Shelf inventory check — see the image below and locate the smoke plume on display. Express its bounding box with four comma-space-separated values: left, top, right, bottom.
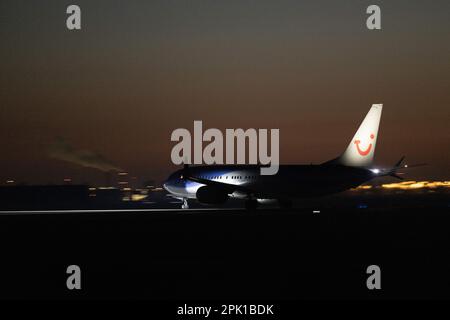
48, 138, 123, 172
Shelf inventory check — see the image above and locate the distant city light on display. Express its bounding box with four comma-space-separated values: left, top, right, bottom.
353, 181, 450, 191
131, 194, 148, 201
382, 181, 450, 190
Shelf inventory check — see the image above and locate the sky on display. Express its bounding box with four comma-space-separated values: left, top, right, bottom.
1, 0, 449, 185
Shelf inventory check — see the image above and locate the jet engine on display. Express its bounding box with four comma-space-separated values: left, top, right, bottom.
196, 186, 229, 205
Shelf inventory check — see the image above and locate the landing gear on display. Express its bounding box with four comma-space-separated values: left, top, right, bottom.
245, 199, 258, 210
181, 198, 189, 209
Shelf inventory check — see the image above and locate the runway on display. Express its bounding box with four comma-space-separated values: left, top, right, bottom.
0, 204, 449, 299
0, 207, 245, 215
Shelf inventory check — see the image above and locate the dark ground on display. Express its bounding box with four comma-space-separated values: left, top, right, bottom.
0, 192, 449, 301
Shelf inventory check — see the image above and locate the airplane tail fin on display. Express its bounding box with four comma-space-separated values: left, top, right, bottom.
329, 104, 383, 167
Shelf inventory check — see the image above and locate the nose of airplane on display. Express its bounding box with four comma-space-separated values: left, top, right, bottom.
163, 178, 180, 193
163, 170, 186, 194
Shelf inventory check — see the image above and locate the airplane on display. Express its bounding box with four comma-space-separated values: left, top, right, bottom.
163, 104, 408, 209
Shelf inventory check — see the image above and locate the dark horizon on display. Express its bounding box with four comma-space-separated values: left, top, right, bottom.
1, 0, 449, 185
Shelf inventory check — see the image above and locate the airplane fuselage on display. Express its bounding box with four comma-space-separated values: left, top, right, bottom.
163, 164, 377, 201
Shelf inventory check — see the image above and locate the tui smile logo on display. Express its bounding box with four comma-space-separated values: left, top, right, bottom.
354, 133, 375, 156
